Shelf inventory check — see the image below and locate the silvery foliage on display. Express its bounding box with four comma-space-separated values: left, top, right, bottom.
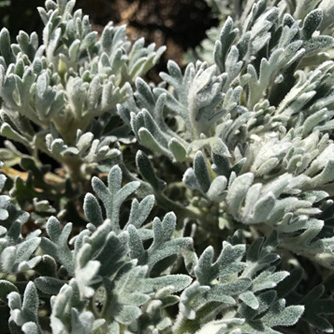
0, 0, 165, 176
3, 165, 316, 334
0, 163, 42, 332
122, 0, 334, 271
191, 0, 334, 64
0, 0, 334, 333
0, 161, 38, 275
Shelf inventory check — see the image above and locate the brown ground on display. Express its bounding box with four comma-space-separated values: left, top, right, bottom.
1, 0, 217, 81
76, 0, 218, 80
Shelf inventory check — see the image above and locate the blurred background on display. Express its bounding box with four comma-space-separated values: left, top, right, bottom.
0, 0, 218, 81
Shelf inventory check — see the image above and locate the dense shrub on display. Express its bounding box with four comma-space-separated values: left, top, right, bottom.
0, 0, 334, 333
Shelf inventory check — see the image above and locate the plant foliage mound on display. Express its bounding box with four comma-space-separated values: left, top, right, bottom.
0, 0, 334, 333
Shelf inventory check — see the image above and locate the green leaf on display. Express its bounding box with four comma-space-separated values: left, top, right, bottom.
169, 138, 187, 162
301, 9, 323, 40
0, 280, 18, 302
226, 173, 254, 218
239, 291, 259, 310
126, 194, 155, 229
22, 282, 39, 316
84, 193, 104, 227
136, 150, 166, 192
35, 277, 65, 295
301, 285, 334, 332
0, 28, 14, 65
214, 16, 239, 72
194, 151, 211, 193
262, 299, 304, 327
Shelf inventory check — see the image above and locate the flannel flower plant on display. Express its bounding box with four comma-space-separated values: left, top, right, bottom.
0, 0, 334, 333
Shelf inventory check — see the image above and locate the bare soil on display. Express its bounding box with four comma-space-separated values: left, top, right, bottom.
76, 0, 218, 80
1, 0, 217, 81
